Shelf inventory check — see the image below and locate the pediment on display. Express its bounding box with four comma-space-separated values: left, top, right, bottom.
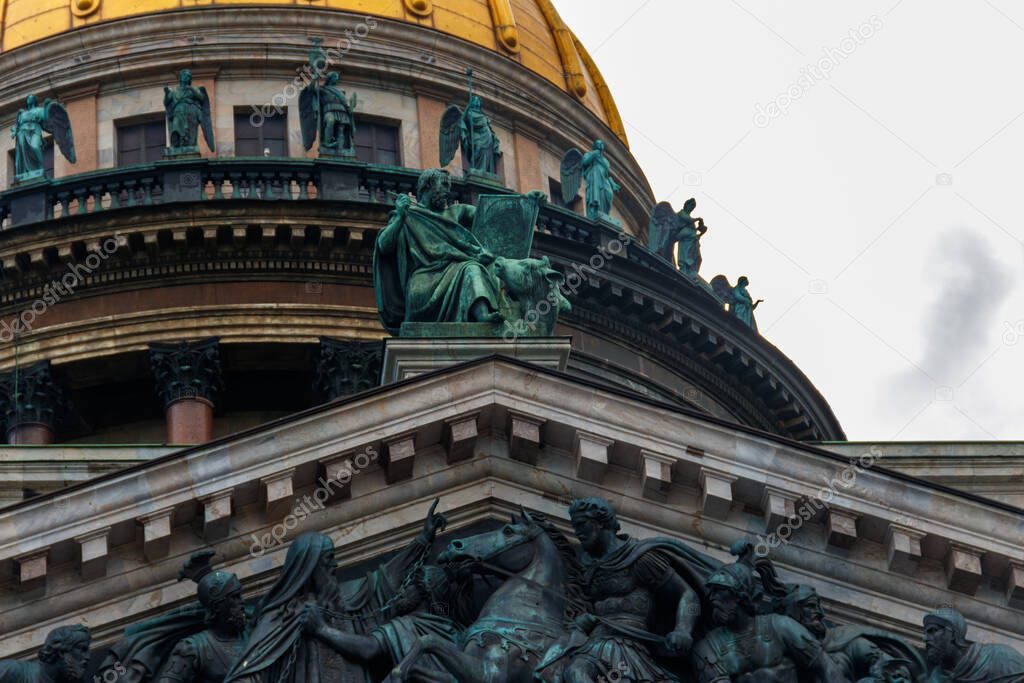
1, 356, 1021, 657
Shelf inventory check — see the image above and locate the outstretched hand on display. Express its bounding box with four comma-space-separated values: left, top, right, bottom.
665, 629, 694, 656
422, 498, 448, 539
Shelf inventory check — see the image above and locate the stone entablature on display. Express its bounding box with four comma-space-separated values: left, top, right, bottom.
0, 358, 1019, 657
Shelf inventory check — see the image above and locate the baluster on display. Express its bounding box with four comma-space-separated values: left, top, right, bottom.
74, 188, 89, 215
297, 172, 310, 200
124, 179, 138, 207
108, 181, 121, 210
56, 191, 71, 218
211, 172, 225, 200
90, 185, 105, 212
141, 177, 154, 205
229, 172, 243, 199
263, 172, 277, 200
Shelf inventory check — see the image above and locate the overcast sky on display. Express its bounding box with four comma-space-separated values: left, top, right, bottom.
555, 0, 1024, 441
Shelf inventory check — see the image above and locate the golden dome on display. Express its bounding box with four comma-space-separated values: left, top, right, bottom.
0, 0, 627, 144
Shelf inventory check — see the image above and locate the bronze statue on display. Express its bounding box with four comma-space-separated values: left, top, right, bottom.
711, 275, 763, 331
779, 584, 925, 682
560, 140, 620, 224
692, 562, 852, 682
537, 497, 719, 683
0, 625, 90, 683
388, 508, 581, 683
223, 501, 446, 683
440, 68, 502, 176
99, 552, 250, 683
373, 168, 569, 337
300, 41, 357, 157
11, 95, 76, 183
164, 70, 214, 154
648, 199, 707, 277
923, 607, 1024, 682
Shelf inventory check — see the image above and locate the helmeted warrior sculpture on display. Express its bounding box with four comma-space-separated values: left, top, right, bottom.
0, 625, 90, 683
300, 40, 357, 158
560, 140, 621, 224
373, 168, 569, 337
440, 68, 502, 176
692, 561, 852, 682
711, 275, 763, 332
99, 551, 250, 683
779, 584, 925, 682
923, 607, 1024, 682
536, 497, 719, 683
11, 95, 76, 183
163, 70, 214, 155
648, 198, 708, 277
223, 500, 446, 683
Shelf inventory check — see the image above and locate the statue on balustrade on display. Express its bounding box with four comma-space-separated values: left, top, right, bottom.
692, 560, 853, 682
11, 95, 76, 183
98, 551, 250, 683
373, 168, 570, 338
711, 275, 763, 332
648, 198, 708, 277
164, 70, 214, 156
778, 584, 926, 682
560, 140, 621, 225
536, 497, 720, 683
300, 40, 357, 158
440, 68, 502, 177
922, 607, 1024, 682
222, 500, 446, 683
0, 625, 90, 683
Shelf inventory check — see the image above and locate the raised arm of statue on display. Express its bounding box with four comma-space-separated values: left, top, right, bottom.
301, 604, 385, 664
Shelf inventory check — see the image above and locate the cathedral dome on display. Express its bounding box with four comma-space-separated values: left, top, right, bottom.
0, 0, 626, 143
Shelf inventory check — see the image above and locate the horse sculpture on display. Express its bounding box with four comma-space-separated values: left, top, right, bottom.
387, 509, 583, 683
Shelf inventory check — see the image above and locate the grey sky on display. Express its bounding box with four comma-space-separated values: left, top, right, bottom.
556, 0, 1024, 441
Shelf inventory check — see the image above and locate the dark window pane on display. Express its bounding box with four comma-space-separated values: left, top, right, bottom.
118, 120, 165, 166
235, 110, 286, 156
355, 121, 400, 165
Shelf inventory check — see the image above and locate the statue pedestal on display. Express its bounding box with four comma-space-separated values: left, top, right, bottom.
463, 170, 503, 186
164, 147, 201, 160
381, 335, 571, 384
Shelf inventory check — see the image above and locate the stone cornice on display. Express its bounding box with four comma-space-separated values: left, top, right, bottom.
0, 358, 1019, 654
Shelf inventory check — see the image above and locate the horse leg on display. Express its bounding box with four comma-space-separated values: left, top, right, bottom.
406, 637, 498, 683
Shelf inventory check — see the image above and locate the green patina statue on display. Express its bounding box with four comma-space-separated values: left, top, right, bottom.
11, 95, 76, 183
560, 139, 620, 225
440, 68, 502, 177
373, 168, 570, 338
164, 70, 214, 156
300, 40, 357, 158
711, 275, 763, 332
693, 561, 853, 683
648, 198, 707, 277
0, 625, 90, 683
923, 607, 1024, 682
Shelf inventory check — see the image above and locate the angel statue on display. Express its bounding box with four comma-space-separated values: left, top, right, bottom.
711, 275, 763, 332
439, 68, 501, 176
560, 139, 620, 224
648, 198, 708, 277
164, 70, 214, 155
11, 95, 76, 183
300, 41, 357, 158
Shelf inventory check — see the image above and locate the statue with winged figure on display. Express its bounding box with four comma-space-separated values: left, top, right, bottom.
711, 275, 762, 332
300, 40, 357, 158
560, 139, 620, 225
11, 95, 76, 183
439, 68, 502, 177
648, 198, 708, 277
164, 70, 214, 156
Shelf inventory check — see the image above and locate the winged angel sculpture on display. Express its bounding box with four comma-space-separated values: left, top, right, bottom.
711, 275, 763, 332
164, 70, 214, 155
560, 139, 620, 224
439, 68, 502, 176
300, 42, 357, 157
648, 198, 708, 277
12, 95, 76, 183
